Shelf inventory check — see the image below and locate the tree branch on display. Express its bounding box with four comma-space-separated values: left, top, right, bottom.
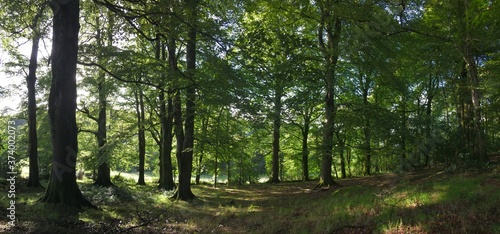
78, 128, 98, 136
77, 61, 164, 91
77, 105, 98, 122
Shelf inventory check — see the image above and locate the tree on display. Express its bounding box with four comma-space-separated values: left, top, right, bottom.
409, 0, 500, 164
40, 0, 94, 208
236, 1, 307, 183
285, 70, 323, 181
0, 0, 50, 188
92, 6, 114, 187
77, 3, 115, 187
172, 0, 198, 201
316, 0, 343, 187
157, 38, 175, 191
25, 4, 47, 188
134, 82, 147, 185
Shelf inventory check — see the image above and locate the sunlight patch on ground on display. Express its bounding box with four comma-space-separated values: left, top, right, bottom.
382, 219, 426, 233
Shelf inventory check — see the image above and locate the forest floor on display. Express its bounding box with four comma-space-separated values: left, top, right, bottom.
1, 159, 499, 233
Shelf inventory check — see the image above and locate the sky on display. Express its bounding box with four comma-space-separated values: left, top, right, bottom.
0, 48, 25, 115
0, 38, 51, 116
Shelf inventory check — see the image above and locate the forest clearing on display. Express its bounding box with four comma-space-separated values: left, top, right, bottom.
1, 0, 500, 233
1, 160, 499, 233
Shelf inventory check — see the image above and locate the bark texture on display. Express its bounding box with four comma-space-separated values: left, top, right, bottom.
40, 0, 94, 208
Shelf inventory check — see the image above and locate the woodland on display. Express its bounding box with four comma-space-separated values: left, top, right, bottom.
0, 0, 499, 233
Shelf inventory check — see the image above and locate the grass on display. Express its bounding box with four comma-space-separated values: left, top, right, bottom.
1, 163, 499, 233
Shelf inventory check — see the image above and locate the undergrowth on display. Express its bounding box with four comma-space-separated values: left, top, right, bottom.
1, 165, 499, 233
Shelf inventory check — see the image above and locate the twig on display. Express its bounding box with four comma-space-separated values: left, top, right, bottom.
330, 224, 369, 233
119, 201, 176, 233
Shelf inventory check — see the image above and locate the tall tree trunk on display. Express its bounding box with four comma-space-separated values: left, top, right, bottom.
227, 160, 231, 186
195, 113, 209, 185
134, 86, 146, 185
320, 67, 338, 186
270, 84, 282, 183
176, 88, 195, 200
362, 83, 371, 175
94, 66, 112, 186
335, 131, 347, 179
172, 0, 198, 201
173, 90, 185, 186
400, 95, 408, 172
94, 7, 113, 187
40, 0, 94, 208
158, 91, 175, 190
456, 63, 472, 158
363, 118, 371, 175
26, 6, 45, 188
157, 38, 175, 190
317, 3, 342, 187
212, 110, 222, 188
457, 0, 488, 163
347, 147, 352, 177
213, 152, 218, 188
301, 116, 310, 181
465, 52, 487, 163
424, 73, 435, 167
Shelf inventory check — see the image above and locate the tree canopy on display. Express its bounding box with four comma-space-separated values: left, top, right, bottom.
1, 0, 499, 209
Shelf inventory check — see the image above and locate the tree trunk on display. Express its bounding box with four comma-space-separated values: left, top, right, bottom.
195, 113, 209, 185
456, 63, 472, 158
40, 0, 94, 208
172, 88, 190, 198
424, 74, 435, 167
301, 118, 310, 181
94, 71, 112, 187
158, 91, 175, 190
400, 95, 408, 172
227, 160, 231, 186
347, 147, 352, 177
134, 87, 146, 185
456, 0, 488, 164
173, 90, 185, 186
172, 0, 198, 201
26, 9, 43, 188
270, 84, 282, 183
156, 37, 175, 190
362, 86, 371, 176
320, 76, 337, 186
317, 4, 342, 188
94, 7, 113, 187
213, 152, 218, 188
176, 84, 196, 200
335, 131, 346, 179
465, 52, 487, 163
339, 146, 346, 179
213, 111, 222, 188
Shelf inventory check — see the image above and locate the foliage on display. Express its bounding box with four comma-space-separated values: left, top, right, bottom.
1, 0, 500, 228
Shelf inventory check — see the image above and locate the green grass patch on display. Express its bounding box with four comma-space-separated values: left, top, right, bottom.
1, 167, 499, 233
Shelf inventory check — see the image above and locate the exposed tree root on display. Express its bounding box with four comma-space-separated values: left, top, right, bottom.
171, 188, 196, 202
40, 179, 97, 209
314, 179, 343, 190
